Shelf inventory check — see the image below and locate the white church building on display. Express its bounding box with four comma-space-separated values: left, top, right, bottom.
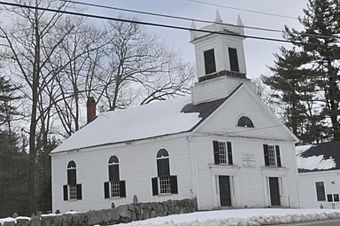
51, 13, 300, 213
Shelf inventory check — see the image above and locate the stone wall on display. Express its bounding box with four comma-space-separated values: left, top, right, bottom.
2, 198, 197, 226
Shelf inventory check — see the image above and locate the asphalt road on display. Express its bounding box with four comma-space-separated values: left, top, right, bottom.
270, 219, 340, 226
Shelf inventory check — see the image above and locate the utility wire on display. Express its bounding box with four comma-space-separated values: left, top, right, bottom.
60, 0, 282, 33
0, 1, 293, 44
0, 1, 335, 47
187, 0, 297, 20
61, 0, 340, 41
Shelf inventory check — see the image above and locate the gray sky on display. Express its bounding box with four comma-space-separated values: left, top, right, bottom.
80, 0, 308, 80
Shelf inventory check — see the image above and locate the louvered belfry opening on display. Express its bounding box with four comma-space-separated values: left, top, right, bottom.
204, 49, 216, 75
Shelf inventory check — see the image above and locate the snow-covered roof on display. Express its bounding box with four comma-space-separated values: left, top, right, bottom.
52, 95, 228, 154
296, 143, 339, 172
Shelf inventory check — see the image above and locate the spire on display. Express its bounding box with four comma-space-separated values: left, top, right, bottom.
237, 14, 244, 35
215, 9, 223, 23
190, 20, 198, 40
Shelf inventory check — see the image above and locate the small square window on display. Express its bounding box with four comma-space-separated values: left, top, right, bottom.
334, 194, 339, 202
327, 194, 333, 202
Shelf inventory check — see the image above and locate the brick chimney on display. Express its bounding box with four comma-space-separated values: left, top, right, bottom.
87, 97, 96, 123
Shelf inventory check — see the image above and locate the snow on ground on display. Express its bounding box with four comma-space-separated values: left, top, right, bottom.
295, 145, 336, 171
113, 208, 340, 226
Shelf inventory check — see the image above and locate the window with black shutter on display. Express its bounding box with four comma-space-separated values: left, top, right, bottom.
65, 161, 81, 201
204, 49, 216, 74
315, 182, 326, 201
212, 141, 233, 165
263, 144, 282, 167
228, 48, 239, 72
153, 149, 178, 195
104, 155, 126, 199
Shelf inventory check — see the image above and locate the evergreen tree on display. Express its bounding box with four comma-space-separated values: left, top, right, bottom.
284, 0, 340, 140
263, 47, 321, 143
0, 75, 28, 217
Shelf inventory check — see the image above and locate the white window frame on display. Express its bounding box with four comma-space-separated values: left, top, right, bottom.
159, 176, 171, 194
217, 141, 229, 165
110, 180, 120, 197
69, 185, 77, 200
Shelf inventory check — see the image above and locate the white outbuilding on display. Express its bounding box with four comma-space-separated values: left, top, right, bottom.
297, 142, 340, 209
51, 13, 300, 213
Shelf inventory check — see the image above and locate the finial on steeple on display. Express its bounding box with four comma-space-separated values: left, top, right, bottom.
190, 20, 197, 40
215, 9, 223, 23
237, 14, 244, 35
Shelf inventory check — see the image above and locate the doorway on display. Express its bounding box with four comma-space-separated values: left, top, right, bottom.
219, 175, 232, 207
269, 177, 281, 206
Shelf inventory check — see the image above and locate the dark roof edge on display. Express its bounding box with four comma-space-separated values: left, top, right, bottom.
188, 83, 244, 132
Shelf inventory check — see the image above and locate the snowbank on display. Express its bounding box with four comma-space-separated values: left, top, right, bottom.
113, 208, 340, 226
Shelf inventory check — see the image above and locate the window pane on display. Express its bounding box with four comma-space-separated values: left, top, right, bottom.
218, 142, 227, 164
69, 185, 77, 200
204, 49, 216, 74
157, 149, 169, 158
334, 194, 339, 202
108, 155, 119, 164
268, 145, 276, 166
315, 182, 326, 201
327, 194, 333, 202
237, 116, 254, 128
159, 176, 171, 194
67, 161, 76, 169
111, 181, 120, 197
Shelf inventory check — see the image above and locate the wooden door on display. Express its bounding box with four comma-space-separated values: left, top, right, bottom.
269, 177, 281, 206
219, 176, 232, 207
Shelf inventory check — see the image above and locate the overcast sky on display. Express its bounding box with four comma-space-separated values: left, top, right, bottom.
79, 0, 309, 80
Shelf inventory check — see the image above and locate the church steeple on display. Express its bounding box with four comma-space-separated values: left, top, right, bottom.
190, 13, 254, 105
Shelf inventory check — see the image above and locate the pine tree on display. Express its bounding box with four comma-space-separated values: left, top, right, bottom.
284, 0, 340, 140
263, 47, 319, 142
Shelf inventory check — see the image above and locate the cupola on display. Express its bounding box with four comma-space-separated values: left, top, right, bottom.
190, 11, 255, 105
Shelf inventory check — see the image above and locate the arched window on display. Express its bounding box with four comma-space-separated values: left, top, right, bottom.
151, 149, 178, 195
237, 116, 254, 128
104, 155, 126, 199
108, 155, 119, 181
157, 149, 170, 177
64, 161, 82, 201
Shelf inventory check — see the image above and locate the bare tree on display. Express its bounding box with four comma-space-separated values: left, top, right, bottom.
97, 20, 194, 111
0, 0, 72, 213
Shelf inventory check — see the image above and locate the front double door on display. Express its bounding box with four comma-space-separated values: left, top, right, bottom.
219, 175, 232, 207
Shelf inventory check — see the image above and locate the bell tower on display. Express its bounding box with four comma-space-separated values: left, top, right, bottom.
190, 11, 255, 104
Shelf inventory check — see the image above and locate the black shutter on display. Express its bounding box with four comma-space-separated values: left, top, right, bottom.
63, 185, 68, 201
157, 159, 170, 177
152, 177, 158, 196
170, 175, 178, 194
67, 169, 76, 185
104, 182, 110, 199
76, 184, 82, 200
263, 144, 269, 166
119, 180, 126, 198
228, 48, 239, 72
275, 145, 281, 167
227, 142, 233, 165
204, 49, 216, 74
213, 140, 220, 164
